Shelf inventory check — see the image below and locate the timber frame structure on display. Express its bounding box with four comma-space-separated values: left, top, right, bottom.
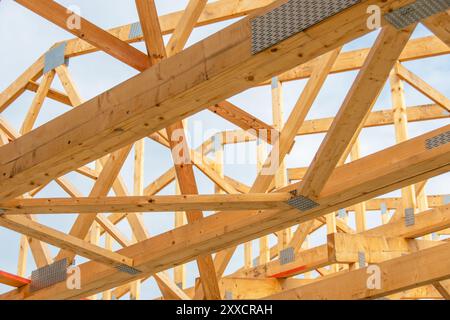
0, 0, 449, 300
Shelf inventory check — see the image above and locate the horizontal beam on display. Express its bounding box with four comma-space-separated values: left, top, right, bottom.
0, 193, 292, 214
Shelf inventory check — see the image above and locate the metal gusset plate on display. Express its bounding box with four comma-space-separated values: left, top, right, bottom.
425, 131, 450, 150
30, 258, 69, 292
385, 0, 450, 30
44, 42, 68, 74
250, 0, 361, 55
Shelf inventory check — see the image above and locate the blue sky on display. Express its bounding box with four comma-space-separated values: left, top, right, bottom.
0, 0, 449, 298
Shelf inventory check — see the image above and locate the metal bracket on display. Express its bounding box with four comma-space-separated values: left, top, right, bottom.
224, 291, 233, 300
271, 77, 280, 89
30, 258, 68, 292
280, 247, 295, 265
385, 0, 450, 30
211, 134, 222, 153
44, 42, 68, 74
287, 190, 319, 212
405, 208, 415, 227
338, 209, 347, 219
114, 264, 142, 275
380, 202, 388, 216
425, 131, 450, 150
358, 251, 366, 268
250, 0, 361, 55
129, 22, 143, 39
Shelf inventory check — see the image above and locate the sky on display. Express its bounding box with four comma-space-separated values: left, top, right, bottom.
0, 0, 449, 299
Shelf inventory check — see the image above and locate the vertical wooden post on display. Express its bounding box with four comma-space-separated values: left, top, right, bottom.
257, 138, 270, 265
174, 181, 187, 289
390, 62, 416, 221
17, 236, 29, 277
271, 77, 290, 252
102, 233, 113, 300
351, 139, 367, 232
130, 138, 145, 300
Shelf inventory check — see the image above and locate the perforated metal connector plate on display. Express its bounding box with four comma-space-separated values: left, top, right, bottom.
129, 22, 143, 39
385, 0, 450, 30
280, 247, 295, 265
405, 208, 415, 227
250, 0, 361, 55
338, 209, 347, 218
44, 42, 68, 74
358, 252, 366, 268
287, 191, 319, 212
30, 258, 68, 292
211, 134, 222, 153
425, 131, 450, 150
380, 202, 388, 215
115, 264, 142, 275
224, 291, 233, 300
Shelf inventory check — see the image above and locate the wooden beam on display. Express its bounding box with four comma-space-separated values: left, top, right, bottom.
0, 270, 30, 288
0, 215, 134, 268
59, 0, 276, 59
265, 241, 450, 300
167, 121, 222, 300
298, 24, 416, 199
212, 48, 342, 278
0, 193, 293, 214
295, 104, 449, 136
396, 62, 450, 111
421, 10, 450, 48
20, 70, 56, 134
433, 281, 450, 300
54, 65, 83, 107
15, 0, 150, 71
328, 233, 413, 264
0, 0, 416, 201
0, 56, 44, 113
165, 0, 208, 57
235, 204, 450, 279
208, 101, 275, 144
55, 146, 132, 263
135, 0, 166, 64
4, 122, 448, 299
220, 103, 449, 145
25, 81, 71, 106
